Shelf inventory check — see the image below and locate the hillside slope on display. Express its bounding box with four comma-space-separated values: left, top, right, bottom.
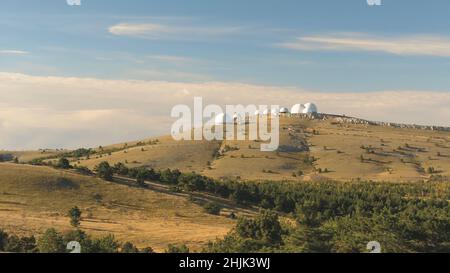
72, 115, 450, 182
0, 163, 234, 252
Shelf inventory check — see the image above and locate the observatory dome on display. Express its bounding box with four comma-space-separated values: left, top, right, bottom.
271, 108, 280, 116
214, 113, 233, 125
302, 103, 318, 114
280, 107, 290, 114
291, 104, 306, 114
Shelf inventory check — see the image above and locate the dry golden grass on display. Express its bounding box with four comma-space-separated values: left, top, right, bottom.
0, 163, 234, 252
307, 120, 450, 182
69, 116, 450, 182
0, 150, 65, 163
74, 135, 220, 173
202, 120, 312, 181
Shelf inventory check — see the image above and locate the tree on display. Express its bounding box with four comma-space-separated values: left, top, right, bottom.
37, 228, 65, 253
57, 157, 71, 169
0, 229, 9, 251
69, 206, 82, 228
113, 162, 129, 175
64, 229, 91, 253
92, 234, 120, 253
140, 247, 155, 253
121, 242, 139, 253
165, 244, 190, 253
136, 169, 147, 187
235, 210, 282, 246
95, 161, 114, 181
4, 235, 37, 253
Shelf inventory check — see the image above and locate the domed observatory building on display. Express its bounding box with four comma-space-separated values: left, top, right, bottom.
279, 107, 290, 114
291, 104, 306, 114
302, 103, 318, 114
214, 113, 234, 125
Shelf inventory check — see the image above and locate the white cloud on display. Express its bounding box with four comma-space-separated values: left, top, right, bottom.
278, 33, 450, 57
0, 50, 29, 55
0, 72, 449, 149
108, 22, 243, 40
146, 55, 195, 64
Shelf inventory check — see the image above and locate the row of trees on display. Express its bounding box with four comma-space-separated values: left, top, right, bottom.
97, 163, 449, 253
0, 228, 153, 253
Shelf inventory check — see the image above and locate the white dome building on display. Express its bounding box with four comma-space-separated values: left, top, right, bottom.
280, 107, 290, 114
271, 108, 280, 116
302, 103, 318, 114
291, 104, 306, 114
214, 113, 233, 125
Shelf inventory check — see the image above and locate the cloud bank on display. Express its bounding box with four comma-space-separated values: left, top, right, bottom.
279, 33, 450, 57
0, 72, 449, 150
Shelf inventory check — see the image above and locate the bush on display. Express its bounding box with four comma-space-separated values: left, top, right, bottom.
121, 242, 139, 253
74, 166, 93, 175
203, 202, 222, 215
165, 244, 189, 253
95, 161, 114, 181
37, 228, 65, 253
69, 206, 82, 228
56, 157, 71, 169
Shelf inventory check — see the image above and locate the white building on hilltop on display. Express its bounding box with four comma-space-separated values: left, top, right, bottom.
303, 102, 318, 114
291, 103, 318, 114
214, 113, 234, 125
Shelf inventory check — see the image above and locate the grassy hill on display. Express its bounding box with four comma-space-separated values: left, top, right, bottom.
0, 114, 449, 253
66, 115, 450, 182
0, 163, 234, 252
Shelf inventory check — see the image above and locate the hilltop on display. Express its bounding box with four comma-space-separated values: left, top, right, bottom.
18, 114, 448, 183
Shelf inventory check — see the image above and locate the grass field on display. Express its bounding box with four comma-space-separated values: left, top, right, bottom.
0, 163, 234, 252
68, 116, 450, 182
307, 119, 450, 182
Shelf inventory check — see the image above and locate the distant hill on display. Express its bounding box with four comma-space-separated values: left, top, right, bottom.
1, 114, 449, 183
55, 114, 450, 182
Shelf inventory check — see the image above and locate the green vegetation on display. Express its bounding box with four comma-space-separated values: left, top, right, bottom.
69, 206, 82, 228
203, 202, 222, 215
106, 165, 450, 253
165, 244, 190, 253
0, 228, 153, 253
94, 161, 114, 181
56, 157, 71, 169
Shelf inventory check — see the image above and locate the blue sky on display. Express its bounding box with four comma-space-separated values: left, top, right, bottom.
2, 0, 450, 92
1, 0, 450, 149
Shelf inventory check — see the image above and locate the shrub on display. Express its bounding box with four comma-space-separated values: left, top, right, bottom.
95, 161, 114, 181
165, 244, 190, 253
69, 206, 82, 228
203, 202, 222, 215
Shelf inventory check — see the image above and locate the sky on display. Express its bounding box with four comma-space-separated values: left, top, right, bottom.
1, 0, 450, 149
